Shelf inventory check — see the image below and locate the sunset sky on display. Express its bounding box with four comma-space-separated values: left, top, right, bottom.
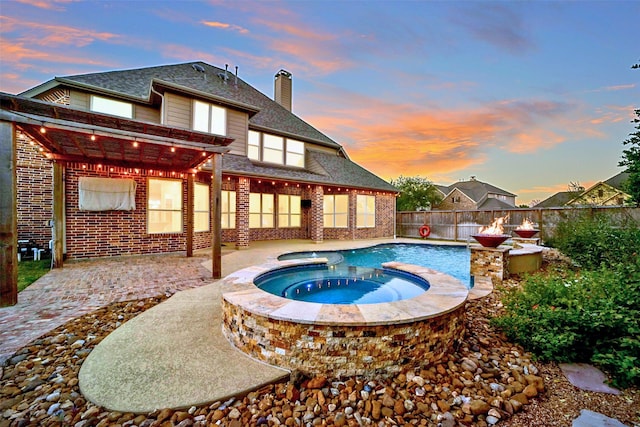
1, 0, 638, 205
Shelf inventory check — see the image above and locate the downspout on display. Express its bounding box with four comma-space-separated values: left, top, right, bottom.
150, 86, 165, 124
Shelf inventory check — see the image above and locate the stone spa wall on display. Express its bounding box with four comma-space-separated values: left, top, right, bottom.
221, 261, 469, 378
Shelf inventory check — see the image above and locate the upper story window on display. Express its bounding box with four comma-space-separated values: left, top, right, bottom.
90, 95, 133, 118
193, 100, 226, 135
248, 130, 305, 167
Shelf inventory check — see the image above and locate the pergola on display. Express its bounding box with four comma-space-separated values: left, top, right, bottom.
0, 93, 233, 306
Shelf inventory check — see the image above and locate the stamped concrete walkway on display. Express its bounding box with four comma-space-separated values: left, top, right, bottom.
1, 238, 430, 412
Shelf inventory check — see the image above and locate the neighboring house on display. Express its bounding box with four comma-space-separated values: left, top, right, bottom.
535, 172, 630, 207
433, 177, 516, 210
3, 61, 397, 264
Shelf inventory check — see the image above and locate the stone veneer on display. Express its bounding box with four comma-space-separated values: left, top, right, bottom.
221, 260, 468, 378
469, 245, 510, 285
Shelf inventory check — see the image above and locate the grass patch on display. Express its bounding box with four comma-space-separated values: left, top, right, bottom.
18, 259, 51, 292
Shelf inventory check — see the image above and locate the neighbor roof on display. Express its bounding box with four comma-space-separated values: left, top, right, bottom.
604, 171, 629, 190
442, 178, 516, 202
534, 191, 583, 208
21, 61, 341, 149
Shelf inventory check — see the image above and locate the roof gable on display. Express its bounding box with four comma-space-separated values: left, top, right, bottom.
442, 179, 516, 202
21, 61, 341, 149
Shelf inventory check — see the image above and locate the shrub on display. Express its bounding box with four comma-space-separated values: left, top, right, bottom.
546, 212, 640, 269
492, 259, 640, 388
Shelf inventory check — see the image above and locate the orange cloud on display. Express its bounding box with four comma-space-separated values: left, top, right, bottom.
13, 0, 74, 11
201, 20, 249, 34
0, 16, 120, 47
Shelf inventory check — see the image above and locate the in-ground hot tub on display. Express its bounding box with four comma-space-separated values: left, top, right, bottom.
221, 258, 469, 378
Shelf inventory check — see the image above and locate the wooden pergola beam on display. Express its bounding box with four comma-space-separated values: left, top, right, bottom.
0, 121, 18, 306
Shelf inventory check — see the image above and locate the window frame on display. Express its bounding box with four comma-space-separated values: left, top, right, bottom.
356, 194, 376, 228
90, 95, 133, 119
278, 194, 301, 228
221, 190, 236, 229
323, 194, 349, 228
249, 192, 275, 228
194, 182, 210, 233
247, 130, 305, 167
147, 178, 183, 234
193, 100, 227, 136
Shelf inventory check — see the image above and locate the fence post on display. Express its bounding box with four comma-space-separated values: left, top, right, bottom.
454, 210, 458, 241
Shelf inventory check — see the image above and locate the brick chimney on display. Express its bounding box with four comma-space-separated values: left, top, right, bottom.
274, 69, 292, 111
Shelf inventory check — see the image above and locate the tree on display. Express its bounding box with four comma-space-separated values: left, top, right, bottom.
390, 176, 442, 211
619, 109, 640, 206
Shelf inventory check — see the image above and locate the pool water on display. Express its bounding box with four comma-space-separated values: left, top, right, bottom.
256, 264, 430, 304
258, 243, 470, 304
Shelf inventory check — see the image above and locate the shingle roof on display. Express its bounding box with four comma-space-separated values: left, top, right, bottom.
222, 151, 397, 192
442, 179, 516, 202
604, 172, 629, 190
478, 198, 516, 210
534, 191, 582, 208
23, 61, 340, 149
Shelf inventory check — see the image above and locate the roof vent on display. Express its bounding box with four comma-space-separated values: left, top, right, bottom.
192, 63, 205, 73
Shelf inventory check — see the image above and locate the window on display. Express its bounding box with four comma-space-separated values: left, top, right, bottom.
148, 178, 182, 233
357, 195, 375, 228
248, 131, 260, 161
194, 183, 209, 232
323, 194, 348, 228
90, 95, 133, 118
598, 189, 604, 198
221, 190, 236, 229
263, 134, 284, 164
278, 195, 301, 228
246, 130, 305, 166
286, 139, 305, 167
249, 193, 274, 228
193, 100, 226, 135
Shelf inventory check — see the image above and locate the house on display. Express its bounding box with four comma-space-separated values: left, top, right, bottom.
2, 62, 397, 273
535, 172, 629, 207
433, 176, 516, 210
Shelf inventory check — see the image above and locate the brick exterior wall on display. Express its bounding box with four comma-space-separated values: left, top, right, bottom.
436, 188, 477, 210
16, 131, 53, 250
16, 132, 396, 258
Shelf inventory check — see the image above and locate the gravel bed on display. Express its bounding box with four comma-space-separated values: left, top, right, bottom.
1, 274, 639, 427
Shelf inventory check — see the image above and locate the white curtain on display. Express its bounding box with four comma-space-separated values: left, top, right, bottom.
78, 177, 136, 211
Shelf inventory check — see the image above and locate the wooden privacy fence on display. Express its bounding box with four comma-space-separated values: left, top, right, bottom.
396, 206, 640, 242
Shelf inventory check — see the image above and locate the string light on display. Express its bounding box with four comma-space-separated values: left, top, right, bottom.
170, 146, 176, 153
90, 131, 96, 141
39, 124, 46, 134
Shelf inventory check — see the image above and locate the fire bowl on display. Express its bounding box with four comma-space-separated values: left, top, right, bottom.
513, 229, 539, 238
472, 234, 510, 248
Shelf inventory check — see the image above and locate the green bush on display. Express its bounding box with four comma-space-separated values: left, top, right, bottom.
546, 212, 640, 269
492, 259, 640, 388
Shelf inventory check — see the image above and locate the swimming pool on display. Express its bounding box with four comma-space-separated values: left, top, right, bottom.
265, 243, 469, 304
277, 243, 470, 284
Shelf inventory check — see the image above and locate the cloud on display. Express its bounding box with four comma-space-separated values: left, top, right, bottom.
201, 20, 249, 34
12, 0, 75, 11
449, 3, 534, 54
0, 16, 120, 47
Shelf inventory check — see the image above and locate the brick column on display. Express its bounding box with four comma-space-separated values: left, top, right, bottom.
310, 185, 323, 243
236, 177, 250, 249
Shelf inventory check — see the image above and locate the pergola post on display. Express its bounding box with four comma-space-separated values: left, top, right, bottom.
0, 121, 18, 306
210, 153, 222, 278
51, 162, 64, 268
186, 174, 194, 257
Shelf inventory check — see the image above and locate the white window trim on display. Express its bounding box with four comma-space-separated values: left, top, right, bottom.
247, 130, 305, 167
357, 194, 376, 228
278, 194, 301, 228
194, 182, 210, 232
90, 95, 133, 119
147, 178, 182, 234
193, 100, 227, 136
221, 190, 236, 229
323, 194, 349, 228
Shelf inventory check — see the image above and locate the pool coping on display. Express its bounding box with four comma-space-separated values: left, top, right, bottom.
221, 258, 469, 327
